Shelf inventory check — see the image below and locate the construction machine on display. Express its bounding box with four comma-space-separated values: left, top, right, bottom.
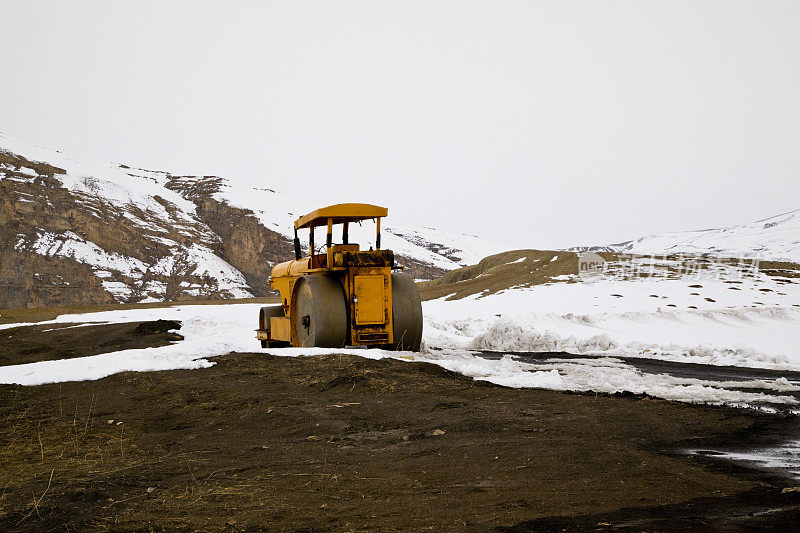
256, 203, 423, 351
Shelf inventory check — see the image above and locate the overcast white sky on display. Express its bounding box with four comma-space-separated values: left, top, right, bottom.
1, 1, 798, 249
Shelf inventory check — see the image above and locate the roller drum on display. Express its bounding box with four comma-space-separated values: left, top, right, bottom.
290, 275, 348, 348
389, 272, 423, 351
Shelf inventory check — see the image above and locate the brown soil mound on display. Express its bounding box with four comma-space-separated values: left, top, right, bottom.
0, 321, 183, 367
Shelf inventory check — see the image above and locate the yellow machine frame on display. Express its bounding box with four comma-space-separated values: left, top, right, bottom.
258, 203, 412, 348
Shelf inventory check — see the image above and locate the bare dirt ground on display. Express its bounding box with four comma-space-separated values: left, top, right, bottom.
1, 322, 799, 531
0, 320, 183, 367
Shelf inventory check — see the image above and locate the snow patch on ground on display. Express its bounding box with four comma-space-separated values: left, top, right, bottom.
416, 351, 798, 406
691, 440, 800, 480
0, 305, 259, 386
1, 303, 798, 408
423, 264, 800, 370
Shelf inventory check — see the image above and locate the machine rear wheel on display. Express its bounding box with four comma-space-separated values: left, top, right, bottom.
259, 305, 289, 348
290, 275, 348, 348
388, 272, 423, 351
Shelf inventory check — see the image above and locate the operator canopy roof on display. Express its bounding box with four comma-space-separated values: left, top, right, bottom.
294, 203, 388, 230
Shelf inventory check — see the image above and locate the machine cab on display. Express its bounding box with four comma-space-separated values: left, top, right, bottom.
291, 203, 390, 270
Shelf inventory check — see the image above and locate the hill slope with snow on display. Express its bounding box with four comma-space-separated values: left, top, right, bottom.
572, 210, 800, 263
0, 134, 506, 307
412, 247, 800, 407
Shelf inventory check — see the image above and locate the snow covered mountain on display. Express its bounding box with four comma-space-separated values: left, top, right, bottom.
0, 133, 506, 308
571, 210, 800, 263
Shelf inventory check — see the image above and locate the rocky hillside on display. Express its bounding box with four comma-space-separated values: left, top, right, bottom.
0, 134, 505, 308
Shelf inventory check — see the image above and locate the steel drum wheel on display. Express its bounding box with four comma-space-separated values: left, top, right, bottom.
389, 272, 423, 351
290, 275, 348, 348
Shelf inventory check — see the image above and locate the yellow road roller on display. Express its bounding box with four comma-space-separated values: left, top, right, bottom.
256, 203, 423, 351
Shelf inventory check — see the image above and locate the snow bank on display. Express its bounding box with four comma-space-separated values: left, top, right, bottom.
423, 269, 800, 370
2, 247, 798, 406
0, 306, 260, 386
1, 302, 798, 408
415, 351, 797, 406
704, 440, 800, 480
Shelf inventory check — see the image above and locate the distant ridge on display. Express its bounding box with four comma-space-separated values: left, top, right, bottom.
568, 209, 800, 262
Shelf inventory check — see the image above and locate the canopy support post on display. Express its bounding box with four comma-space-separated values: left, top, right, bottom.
309, 224, 315, 265
293, 228, 301, 260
